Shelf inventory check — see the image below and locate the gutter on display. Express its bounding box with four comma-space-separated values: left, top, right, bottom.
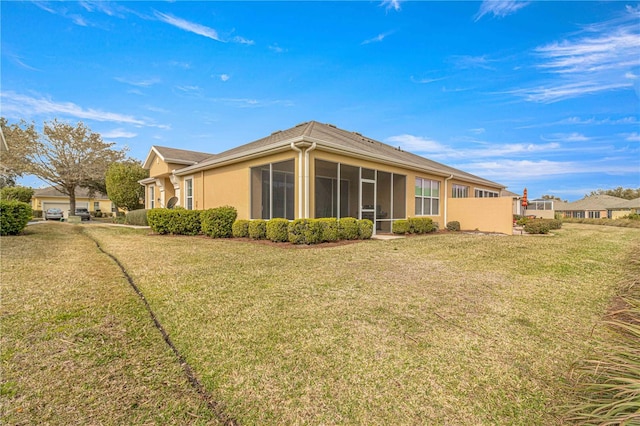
304, 142, 317, 218
290, 142, 304, 219
443, 174, 454, 226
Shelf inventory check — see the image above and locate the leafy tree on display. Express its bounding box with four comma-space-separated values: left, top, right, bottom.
541, 194, 566, 202
3, 119, 127, 214
588, 187, 640, 200
0, 118, 39, 187
105, 160, 148, 211
0, 186, 34, 203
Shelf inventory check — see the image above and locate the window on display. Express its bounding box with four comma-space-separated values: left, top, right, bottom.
149, 186, 155, 209
475, 188, 499, 198
184, 178, 193, 210
251, 160, 294, 220
452, 184, 469, 198
415, 178, 440, 216
94, 201, 100, 211
588, 211, 600, 219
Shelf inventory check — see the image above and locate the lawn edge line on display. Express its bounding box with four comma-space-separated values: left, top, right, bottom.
85, 232, 239, 426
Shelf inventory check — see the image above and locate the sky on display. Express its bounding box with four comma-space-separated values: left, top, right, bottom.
1, 0, 639, 201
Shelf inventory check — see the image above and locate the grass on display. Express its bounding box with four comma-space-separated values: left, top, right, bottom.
2, 223, 639, 424
0, 223, 220, 425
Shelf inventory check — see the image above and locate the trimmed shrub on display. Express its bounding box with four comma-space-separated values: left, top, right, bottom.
32, 209, 43, 218
147, 208, 201, 235
446, 221, 461, 232
124, 209, 149, 226
248, 219, 267, 240
318, 218, 339, 242
201, 206, 237, 238
392, 219, 410, 234
524, 219, 551, 234
266, 218, 290, 242
288, 219, 323, 245
232, 219, 250, 238
408, 217, 436, 234
339, 217, 359, 240
548, 219, 562, 230
0, 186, 34, 203
358, 219, 373, 240
0, 200, 32, 236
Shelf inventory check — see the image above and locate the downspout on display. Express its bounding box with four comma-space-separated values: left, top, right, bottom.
444, 174, 454, 226
290, 142, 304, 219
304, 142, 317, 218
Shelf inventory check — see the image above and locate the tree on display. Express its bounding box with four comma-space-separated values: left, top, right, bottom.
0, 186, 34, 203
0, 118, 39, 187
105, 160, 148, 211
4, 119, 127, 214
541, 194, 566, 202
588, 187, 640, 200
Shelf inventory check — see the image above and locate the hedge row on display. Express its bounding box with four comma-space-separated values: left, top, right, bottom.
0, 200, 32, 236
124, 209, 149, 226
391, 217, 437, 235
234, 217, 373, 244
147, 206, 237, 236
523, 218, 563, 234
562, 217, 640, 229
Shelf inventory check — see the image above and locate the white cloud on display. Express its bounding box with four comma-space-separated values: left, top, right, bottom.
624, 132, 640, 142
220, 74, 230, 82
233, 36, 255, 45
475, 0, 529, 21
101, 128, 137, 138
449, 55, 496, 70
114, 77, 161, 87
175, 85, 201, 93
154, 11, 223, 42
362, 31, 393, 45
469, 128, 486, 135
381, 0, 402, 12
386, 134, 448, 152
513, 7, 640, 103
542, 132, 590, 142
410, 76, 446, 84
269, 44, 286, 53
0, 91, 162, 128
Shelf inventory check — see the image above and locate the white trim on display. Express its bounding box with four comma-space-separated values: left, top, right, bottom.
183, 176, 194, 210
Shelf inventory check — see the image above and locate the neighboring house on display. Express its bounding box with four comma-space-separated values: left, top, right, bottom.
32, 186, 115, 216
556, 194, 633, 219
524, 198, 568, 219
140, 121, 514, 234
501, 189, 525, 216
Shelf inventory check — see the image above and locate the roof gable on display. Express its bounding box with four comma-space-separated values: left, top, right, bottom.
33, 185, 108, 199
143, 145, 214, 169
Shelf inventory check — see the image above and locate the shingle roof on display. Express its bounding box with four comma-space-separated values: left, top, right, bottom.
176, 121, 503, 188
33, 185, 108, 199
152, 146, 214, 164
559, 194, 630, 211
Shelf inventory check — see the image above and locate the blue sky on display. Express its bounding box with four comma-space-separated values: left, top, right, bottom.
2, 0, 639, 201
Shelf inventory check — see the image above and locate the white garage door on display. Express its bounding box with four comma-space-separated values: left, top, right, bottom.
43, 202, 70, 212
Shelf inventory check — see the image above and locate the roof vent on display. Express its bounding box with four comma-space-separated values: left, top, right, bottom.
327, 123, 336, 128
271, 130, 282, 135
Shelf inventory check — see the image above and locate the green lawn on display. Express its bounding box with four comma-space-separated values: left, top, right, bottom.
2, 223, 638, 424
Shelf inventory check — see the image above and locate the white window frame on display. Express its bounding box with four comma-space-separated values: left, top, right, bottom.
452, 184, 469, 198
415, 177, 440, 216
149, 185, 155, 209
474, 188, 499, 198
184, 176, 194, 210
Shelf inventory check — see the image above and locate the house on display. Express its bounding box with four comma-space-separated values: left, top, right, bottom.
32, 186, 115, 216
140, 121, 514, 234
501, 189, 525, 216
524, 198, 567, 219
555, 194, 633, 219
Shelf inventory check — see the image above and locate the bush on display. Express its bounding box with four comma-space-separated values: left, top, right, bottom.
408, 217, 436, 234
339, 217, 359, 240
32, 209, 43, 218
232, 219, 250, 238
317, 218, 339, 242
548, 219, 562, 230
124, 209, 149, 226
0, 200, 32, 236
524, 219, 551, 234
392, 219, 410, 234
621, 213, 640, 220
0, 186, 34, 203
266, 218, 290, 242
358, 219, 373, 240
446, 221, 461, 232
201, 206, 237, 238
147, 208, 201, 235
288, 219, 324, 245
248, 219, 267, 240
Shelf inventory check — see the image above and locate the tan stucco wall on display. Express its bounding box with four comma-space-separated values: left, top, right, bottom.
448, 197, 513, 234
524, 209, 555, 219
194, 151, 298, 219
149, 154, 187, 178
